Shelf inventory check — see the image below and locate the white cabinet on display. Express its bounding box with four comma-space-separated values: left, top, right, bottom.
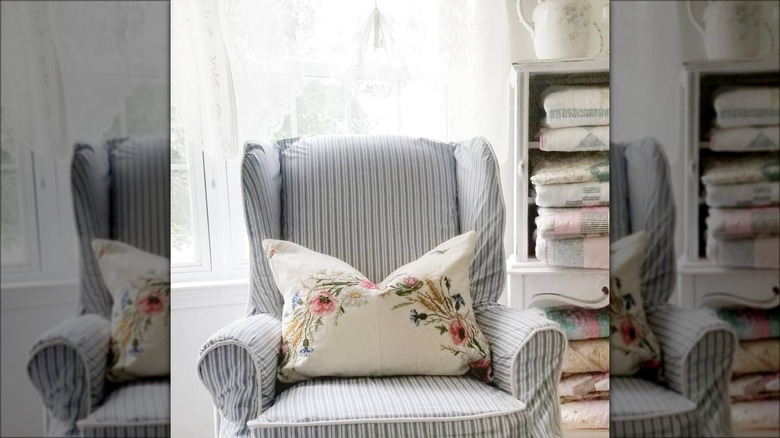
508, 59, 610, 438
676, 58, 779, 438
676, 59, 780, 311
507, 59, 610, 311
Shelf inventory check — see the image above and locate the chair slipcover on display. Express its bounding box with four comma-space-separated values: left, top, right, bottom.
609, 138, 737, 437
197, 135, 567, 437
27, 136, 171, 437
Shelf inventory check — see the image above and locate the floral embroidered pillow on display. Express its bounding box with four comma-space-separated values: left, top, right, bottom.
263, 232, 493, 383
92, 239, 170, 382
609, 231, 663, 379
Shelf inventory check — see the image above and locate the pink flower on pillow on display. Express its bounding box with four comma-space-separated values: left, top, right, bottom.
359, 279, 378, 290
403, 276, 419, 287
309, 291, 337, 315
138, 290, 166, 316
620, 319, 640, 346
448, 319, 469, 346
469, 358, 494, 383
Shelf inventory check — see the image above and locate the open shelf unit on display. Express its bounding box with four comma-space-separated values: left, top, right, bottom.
676, 59, 779, 311
507, 59, 610, 311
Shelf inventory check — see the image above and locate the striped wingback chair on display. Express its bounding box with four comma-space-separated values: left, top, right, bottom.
197, 135, 567, 437
27, 136, 170, 437
609, 138, 737, 437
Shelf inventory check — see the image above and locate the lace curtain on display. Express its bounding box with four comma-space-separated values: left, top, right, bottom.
0, 1, 168, 158
172, 0, 512, 160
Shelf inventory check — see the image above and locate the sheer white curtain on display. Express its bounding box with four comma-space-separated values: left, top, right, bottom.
1, 1, 168, 157
1, 1, 168, 271
171, 0, 512, 159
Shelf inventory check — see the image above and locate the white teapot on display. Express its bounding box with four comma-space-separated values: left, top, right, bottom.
516, 0, 595, 60
686, 1, 770, 60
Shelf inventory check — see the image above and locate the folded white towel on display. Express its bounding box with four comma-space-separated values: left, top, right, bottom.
543, 86, 610, 129
560, 400, 610, 430
731, 400, 780, 431
714, 87, 780, 128
710, 126, 779, 151
705, 182, 780, 207
539, 126, 610, 151
706, 235, 780, 269
536, 235, 609, 269
706, 207, 779, 238
534, 181, 610, 208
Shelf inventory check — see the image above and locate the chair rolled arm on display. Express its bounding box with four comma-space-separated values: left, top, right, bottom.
475, 303, 567, 438
197, 313, 282, 436
646, 304, 738, 437
27, 314, 110, 432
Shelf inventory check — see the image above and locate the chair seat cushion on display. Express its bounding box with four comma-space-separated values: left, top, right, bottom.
610, 377, 698, 437
76, 379, 169, 437
249, 376, 525, 436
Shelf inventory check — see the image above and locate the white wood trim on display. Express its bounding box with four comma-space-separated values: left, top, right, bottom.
171, 278, 249, 310
0, 279, 79, 310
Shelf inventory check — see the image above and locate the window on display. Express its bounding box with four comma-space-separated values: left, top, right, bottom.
0, 106, 33, 269
170, 0, 501, 283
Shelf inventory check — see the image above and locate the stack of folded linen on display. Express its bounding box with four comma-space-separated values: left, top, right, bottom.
543, 306, 610, 431
531, 150, 610, 268
532, 86, 609, 268
703, 87, 780, 269
702, 152, 779, 269
713, 307, 780, 432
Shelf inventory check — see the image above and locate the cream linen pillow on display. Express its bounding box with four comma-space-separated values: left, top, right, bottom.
92, 239, 170, 382
609, 231, 663, 379
263, 232, 493, 383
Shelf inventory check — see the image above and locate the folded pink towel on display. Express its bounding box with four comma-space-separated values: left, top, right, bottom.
707, 207, 779, 238
536, 207, 609, 239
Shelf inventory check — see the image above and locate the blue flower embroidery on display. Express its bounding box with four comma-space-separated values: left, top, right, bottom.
452, 294, 465, 310
409, 309, 428, 326
290, 291, 299, 310
120, 291, 131, 310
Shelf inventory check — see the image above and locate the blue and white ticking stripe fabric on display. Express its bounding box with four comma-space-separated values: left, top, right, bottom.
647, 305, 737, 437
110, 135, 171, 259
198, 314, 282, 436
610, 377, 698, 437
76, 379, 170, 437
248, 376, 525, 437
27, 314, 110, 436
454, 138, 507, 305
30, 138, 171, 437
278, 135, 460, 300
202, 135, 565, 437
72, 143, 113, 317
475, 303, 567, 438
610, 138, 676, 308
610, 138, 738, 438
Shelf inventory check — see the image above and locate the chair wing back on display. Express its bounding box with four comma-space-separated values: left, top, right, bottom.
242, 135, 506, 316
610, 137, 676, 308
109, 135, 170, 259
71, 135, 170, 317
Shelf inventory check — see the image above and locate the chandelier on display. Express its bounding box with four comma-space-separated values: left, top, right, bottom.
346, 2, 410, 99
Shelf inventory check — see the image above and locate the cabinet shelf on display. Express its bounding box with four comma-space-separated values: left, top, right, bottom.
677, 59, 779, 310
508, 59, 609, 311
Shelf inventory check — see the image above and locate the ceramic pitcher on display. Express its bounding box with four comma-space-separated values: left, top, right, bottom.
686, 0, 770, 60
517, 0, 594, 60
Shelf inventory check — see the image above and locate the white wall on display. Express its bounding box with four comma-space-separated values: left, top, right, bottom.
170, 284, 248, 437
0, 282, 79, 437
